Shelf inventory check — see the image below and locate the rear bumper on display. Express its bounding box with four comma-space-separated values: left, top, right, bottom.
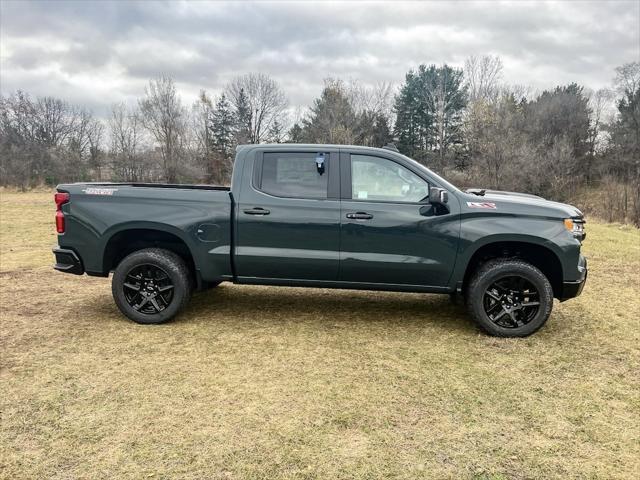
53, 246, 84, 275
560, 255, 587, 301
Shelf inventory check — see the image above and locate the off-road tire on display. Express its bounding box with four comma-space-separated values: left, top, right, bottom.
465, 259, 554, 337
112, 248, 191, 325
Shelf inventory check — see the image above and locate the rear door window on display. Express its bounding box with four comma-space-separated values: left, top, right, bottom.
259, 152, 329, 199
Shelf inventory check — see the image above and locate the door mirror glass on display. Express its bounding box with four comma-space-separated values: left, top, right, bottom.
351, 155, 429, 203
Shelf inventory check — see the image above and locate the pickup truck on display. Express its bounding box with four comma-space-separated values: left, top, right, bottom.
53, 144, 587, 337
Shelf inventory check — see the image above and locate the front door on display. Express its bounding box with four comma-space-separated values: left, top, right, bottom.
339, 152, 458, 287
235, 149, 341, 281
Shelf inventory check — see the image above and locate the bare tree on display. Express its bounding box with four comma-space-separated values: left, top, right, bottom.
0, 91, 100, 186
465, 55, 503, 103
87, 119, 104, 180
613, 61, 640, 96
464, 92, 526, 189
424, 65, 467, 165
0, 91, 39, 187
346, 80, 394, 117
587, 88, 615, 157
139, 76, 186, 182
65, 108, 96, 181
109, 102, 144, 181
34, 96, 76, 147
504, 83, 535, 103
226, 73, 287, 143
191, 90, 215, 181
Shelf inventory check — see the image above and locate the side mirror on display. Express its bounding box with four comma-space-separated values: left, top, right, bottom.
429, 187, 448, 205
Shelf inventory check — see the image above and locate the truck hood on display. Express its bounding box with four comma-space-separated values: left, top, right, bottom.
465, 189, 583, 218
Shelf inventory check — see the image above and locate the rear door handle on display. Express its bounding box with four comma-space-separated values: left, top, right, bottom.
346, 212, 373, 220
243, 207, 270, 215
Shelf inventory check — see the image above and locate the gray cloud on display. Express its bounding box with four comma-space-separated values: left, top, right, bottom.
1, 0, 638, 116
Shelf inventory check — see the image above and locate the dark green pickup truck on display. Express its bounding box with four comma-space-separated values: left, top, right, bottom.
53, 144, 587, 336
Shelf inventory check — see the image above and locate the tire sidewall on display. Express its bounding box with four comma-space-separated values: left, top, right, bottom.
467, 261, 554, 337
112, 249, 189, 325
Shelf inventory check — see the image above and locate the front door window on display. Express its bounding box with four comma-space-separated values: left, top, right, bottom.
351, 155, 429, 203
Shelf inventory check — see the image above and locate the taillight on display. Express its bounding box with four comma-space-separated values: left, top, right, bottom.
55, 192, 70, 233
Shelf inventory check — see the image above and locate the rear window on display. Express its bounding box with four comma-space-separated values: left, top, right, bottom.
259, 152, 329, 199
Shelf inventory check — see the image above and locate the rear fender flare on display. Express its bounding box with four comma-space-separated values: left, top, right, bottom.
99, 221, 198, 273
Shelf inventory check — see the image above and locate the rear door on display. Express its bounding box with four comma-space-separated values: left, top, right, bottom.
235, 148, 341, 281
339, 150, 458, 287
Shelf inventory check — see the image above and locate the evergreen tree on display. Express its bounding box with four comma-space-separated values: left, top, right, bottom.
394, 69, 430, 158
609, 87, 640, 159
393, 75, 415, 154
211, 94, 235, 156
393, 64, 467, 165
525, 83, 591, 159
355, 110, 392, 147
371, 112, 393, 147
210, 93, 236, 183
301, 80, 357, 143
234, 88, 251, 144
607, 84, 640, 206
267, 119, 285, 143
287, 123, 303, 143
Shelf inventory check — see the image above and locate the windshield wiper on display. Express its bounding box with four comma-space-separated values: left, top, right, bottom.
466, 188, 486, 196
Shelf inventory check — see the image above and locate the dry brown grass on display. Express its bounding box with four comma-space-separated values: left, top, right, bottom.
1, 191, 639, 479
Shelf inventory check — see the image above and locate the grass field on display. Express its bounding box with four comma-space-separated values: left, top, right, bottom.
1, 191, 639, 479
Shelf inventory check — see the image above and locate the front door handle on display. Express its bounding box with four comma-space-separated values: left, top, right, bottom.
346, 212, 373, 220
243, 207, 270, 215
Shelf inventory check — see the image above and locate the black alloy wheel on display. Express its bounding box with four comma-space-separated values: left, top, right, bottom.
465, 258, 554, 337
123, 264, 175, 314
482, 275, 540, 328
112, 248, 191, 324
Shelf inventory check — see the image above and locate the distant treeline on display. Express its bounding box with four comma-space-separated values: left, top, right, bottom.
1, 57, 638, 225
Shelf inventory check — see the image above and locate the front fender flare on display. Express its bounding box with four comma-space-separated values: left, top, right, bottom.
450, 232, 566, 290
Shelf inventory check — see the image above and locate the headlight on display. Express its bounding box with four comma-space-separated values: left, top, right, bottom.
564, 218, 586, 240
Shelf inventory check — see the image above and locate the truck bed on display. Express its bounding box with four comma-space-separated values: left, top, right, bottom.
56, 182, 234, 282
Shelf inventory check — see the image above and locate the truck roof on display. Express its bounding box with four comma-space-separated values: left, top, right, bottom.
236, 143, 399, 154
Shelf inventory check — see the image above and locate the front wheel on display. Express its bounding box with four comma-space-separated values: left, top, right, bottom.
112, 248, 191, 324
465, 259, 554, 337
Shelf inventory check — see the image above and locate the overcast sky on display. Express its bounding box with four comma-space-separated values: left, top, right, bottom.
1, 0, 638, 117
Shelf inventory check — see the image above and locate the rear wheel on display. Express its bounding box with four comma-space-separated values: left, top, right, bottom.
112, 248, 191, 324
466, 259, 554, 337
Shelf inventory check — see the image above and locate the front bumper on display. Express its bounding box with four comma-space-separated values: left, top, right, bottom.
560, 255, 587, 301
53, 246, 84, 275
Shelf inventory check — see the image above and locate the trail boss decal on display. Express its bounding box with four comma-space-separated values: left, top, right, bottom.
83, 187, 118, 196
467, 201, 497, 209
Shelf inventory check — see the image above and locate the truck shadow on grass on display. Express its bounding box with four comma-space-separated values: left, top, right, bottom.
181, 283, 475, 334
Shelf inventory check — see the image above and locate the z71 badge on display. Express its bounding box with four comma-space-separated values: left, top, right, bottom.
467, 201, 497, 209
